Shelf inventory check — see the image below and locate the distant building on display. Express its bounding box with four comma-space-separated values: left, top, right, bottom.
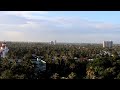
103, 41, 113, 48
50, 40, 57, 45
55, 40, 57, 45
50, 41, 54, 45
0, 41, 9, 58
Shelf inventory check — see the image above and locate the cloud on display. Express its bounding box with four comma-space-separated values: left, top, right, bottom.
0, 30, 25, 41
0, 11, 120, 43
2, 11, 119, 30
0, 13, 28, 25
4, 11, 48, 20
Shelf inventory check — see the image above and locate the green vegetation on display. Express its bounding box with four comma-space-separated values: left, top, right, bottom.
0, 41, 120, 79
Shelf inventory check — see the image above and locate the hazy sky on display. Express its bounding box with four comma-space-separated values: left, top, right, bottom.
0, 11, 120, 43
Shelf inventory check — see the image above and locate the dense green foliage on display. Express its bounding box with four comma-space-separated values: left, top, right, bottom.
0, 41, 120, 79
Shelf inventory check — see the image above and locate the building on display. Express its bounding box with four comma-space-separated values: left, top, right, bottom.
103, 41, 113, 48
32, 56, 46, 72
0, 42, 9, 58
50, 41, 54, 45
50, 40, 57, 45
55, 40, 57, 45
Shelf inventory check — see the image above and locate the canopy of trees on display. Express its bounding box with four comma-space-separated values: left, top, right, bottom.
0, 41, 120, 79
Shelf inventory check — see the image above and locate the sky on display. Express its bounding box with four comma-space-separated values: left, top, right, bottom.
0, 11, 120, 43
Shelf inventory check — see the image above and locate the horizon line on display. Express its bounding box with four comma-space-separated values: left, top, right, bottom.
0, 40, 120, 44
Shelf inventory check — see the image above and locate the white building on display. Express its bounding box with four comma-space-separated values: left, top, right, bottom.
55, 40, 57, 45
0, 42, 9, 58
103, 41, 113, 48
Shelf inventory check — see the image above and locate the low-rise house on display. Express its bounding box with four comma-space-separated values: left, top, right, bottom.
31, 56, 46, 72
88, 59, 94, 61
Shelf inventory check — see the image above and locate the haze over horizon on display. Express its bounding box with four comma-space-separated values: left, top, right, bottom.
0, 11, 120, 44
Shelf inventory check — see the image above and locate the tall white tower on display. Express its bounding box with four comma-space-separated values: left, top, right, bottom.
55, 40, 57, 45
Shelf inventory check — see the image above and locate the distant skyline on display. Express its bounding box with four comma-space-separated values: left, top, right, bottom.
0, 11, 120, 43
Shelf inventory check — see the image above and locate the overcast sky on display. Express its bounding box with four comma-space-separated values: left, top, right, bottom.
0, 11, 120, 43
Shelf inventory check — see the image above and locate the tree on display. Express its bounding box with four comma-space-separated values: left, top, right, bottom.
86, 66, 96, 79
67, 72, 76, 79
0, 70, 13, 79
13, 74, 25, 79
21, 59, 35, 79
115, 73, 120, 79
50, 73, 60, 79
